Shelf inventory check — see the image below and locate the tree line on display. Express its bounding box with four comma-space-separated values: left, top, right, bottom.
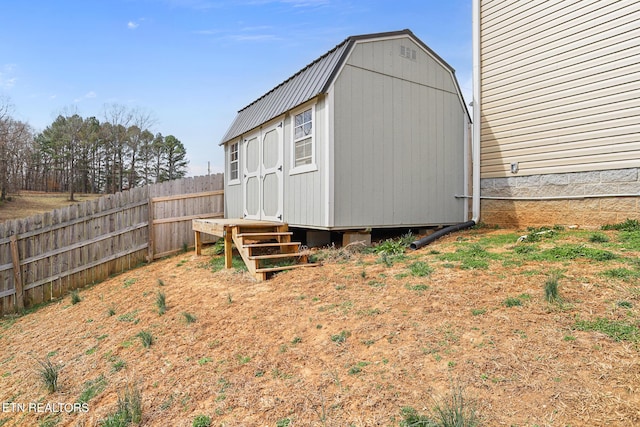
0, 100, 188, 201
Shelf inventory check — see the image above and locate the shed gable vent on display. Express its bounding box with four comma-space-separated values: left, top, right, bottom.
400, 45, 416, 61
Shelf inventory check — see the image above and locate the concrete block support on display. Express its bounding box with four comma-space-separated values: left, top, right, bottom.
342, 232, 371, 247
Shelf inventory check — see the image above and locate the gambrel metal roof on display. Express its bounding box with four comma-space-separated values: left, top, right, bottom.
219, 29, 459, 145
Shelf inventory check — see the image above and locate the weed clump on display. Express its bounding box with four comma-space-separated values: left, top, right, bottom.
78, 375, 107, 404
438, 243, 499, 269
330, 330, 350, 345
589, 232, 609, 243
100, 381, 143, 426
369, 232, 414, 265
192, 414, 211, 427
399, 383, 479, 427
409, 261, 433, 277
574, 317, 639, 342
601, 219, 640, 231
136, 330, 154, 348
70, 290, 81, 305
503, 297, 522, 307
544, 275, 561, 303
182, 312, 197, 324
36, 357, 62, 393
156, 291, 166, 315
529, 244, 617, 262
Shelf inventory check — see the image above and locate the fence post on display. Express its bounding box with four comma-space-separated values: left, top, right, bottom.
9, 235, 24, 310
147, 195, 155, 262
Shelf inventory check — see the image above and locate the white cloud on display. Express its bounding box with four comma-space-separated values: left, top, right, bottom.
193, 29, 223, 36
0, 64, 17, 89
74, 91, 97, 103
281, 0, 330, 7
128, 21, 139, 30
164, 0, 222, 10
230, 33, 279, 42
247, 0, 330, 7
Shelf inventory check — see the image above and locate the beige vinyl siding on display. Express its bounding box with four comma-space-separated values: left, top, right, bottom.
480, 0, 640, 178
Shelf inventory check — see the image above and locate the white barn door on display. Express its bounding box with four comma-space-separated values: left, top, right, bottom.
242, 122, 283, 221
242, 134, 260, 219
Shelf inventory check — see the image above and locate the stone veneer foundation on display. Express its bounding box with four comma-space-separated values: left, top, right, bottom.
480, 168, 640, 228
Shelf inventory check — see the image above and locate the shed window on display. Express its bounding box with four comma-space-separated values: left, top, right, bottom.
229, 142, 239, 182
293, 108, 313, 168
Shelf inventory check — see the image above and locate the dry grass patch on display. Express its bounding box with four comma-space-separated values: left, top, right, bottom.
0, 225, 638, 426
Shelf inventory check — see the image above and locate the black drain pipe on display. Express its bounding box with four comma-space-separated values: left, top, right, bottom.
409, 220, 476, 250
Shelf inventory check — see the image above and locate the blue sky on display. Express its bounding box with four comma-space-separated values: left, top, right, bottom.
1, 0, 472, 176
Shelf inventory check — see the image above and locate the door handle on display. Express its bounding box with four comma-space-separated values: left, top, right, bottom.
278, 165, 283, 172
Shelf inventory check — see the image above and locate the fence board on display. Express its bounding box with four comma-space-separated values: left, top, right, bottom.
0, 174, 224, 315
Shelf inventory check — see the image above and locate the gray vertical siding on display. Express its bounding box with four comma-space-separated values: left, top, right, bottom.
283, 97, 327, 227
221, 31, 468, 229
332, 38, 466, 228
224, 140, 243, 219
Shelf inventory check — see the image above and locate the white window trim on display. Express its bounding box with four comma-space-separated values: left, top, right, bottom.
228, 140, 241, 185
289, 103, 318, 175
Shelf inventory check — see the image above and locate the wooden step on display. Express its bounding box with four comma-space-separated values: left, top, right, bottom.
243, 242, 300, 249
249, 251, 310, 260
255, 263, 321, 273
237, 232, 292, 239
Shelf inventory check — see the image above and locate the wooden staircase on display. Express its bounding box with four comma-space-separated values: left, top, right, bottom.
231, 223, 319, 281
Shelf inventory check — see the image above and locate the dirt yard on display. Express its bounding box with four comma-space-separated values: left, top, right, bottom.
0, 225, 639, 426
0, 191, 102, 223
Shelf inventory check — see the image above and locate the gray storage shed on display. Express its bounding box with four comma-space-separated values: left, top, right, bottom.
220, 29, 470, 230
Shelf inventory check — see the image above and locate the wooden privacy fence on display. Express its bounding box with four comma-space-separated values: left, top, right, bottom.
148, 174, 224, 259
0, 174, 224, 315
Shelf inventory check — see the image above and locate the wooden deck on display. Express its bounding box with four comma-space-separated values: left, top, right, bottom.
192, 218, 318, 281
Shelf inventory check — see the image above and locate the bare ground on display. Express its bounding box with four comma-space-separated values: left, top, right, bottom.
0, 192, 101, 223
0, 227, 639, 426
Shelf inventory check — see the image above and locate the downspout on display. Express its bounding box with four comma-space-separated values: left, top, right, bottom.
410, 0, 481, 250
471, 0, 481, 224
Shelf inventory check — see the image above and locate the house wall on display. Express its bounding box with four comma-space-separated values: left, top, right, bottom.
332, 37, 467, 228
479, 0, 640, 226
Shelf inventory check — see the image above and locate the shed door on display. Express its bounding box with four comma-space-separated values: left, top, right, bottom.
242, 122, 284, 221
242, 135, 260, 220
